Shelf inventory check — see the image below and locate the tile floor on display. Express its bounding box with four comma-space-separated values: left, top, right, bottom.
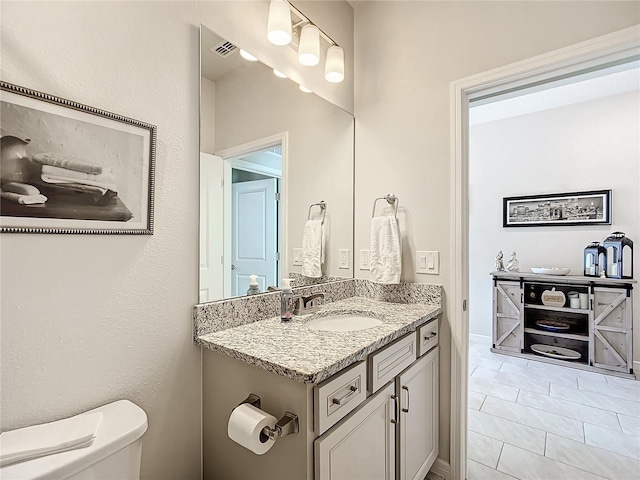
467, 335, 640, 480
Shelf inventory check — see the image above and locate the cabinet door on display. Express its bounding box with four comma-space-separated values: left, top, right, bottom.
315, 382, 396, 480
493, 281, 522, 352
398, 346, 439, 480
592, 287, 632, 373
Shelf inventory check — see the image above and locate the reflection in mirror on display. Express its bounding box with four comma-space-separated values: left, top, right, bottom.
199, 25, 354, 303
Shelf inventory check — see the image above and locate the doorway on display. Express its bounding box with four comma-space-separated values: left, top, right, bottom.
449, 26, 640, 480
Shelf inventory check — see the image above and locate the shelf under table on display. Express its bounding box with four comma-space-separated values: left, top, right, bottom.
524, 304, 590, 315
523, 328, 588, 341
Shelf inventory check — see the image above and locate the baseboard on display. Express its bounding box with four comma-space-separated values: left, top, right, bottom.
633, 361, 639, 378
427, 458, 451, 480
469, 333, 491, 343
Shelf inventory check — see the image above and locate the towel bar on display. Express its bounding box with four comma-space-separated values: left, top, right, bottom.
308, 200, 327, 224
372, 194, 399, 218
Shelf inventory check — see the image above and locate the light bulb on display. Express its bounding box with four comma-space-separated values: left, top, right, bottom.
299, 85, 312, 93
298, 24, 320, 66
267, 0, 292, 46
325, 45, 344, 83
239, 49, 258, 62
273, 69, 288, 79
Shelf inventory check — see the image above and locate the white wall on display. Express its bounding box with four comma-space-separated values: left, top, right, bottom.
0, 2, 353, 479
469, 91, 640, 357
353, 0, 640, 464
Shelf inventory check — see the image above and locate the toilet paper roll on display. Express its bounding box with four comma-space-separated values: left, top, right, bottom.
227, 403, 277, 455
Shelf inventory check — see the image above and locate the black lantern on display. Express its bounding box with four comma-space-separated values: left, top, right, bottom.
583, 242, 606, 277
603, 232, 634, 279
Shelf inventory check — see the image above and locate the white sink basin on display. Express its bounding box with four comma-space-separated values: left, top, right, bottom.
306, 314, 383, 332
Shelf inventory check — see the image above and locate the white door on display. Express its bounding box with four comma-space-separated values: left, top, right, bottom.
199, 153, 224, 303
398, 346, 439, 480
315, 382, 396, 480
231, 178, 278, 296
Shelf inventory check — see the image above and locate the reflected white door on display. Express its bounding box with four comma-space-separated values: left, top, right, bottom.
199, 153, 224, 303
231, 178, 278, 296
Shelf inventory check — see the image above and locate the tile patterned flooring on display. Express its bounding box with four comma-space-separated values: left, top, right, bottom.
467, 335, 640, 480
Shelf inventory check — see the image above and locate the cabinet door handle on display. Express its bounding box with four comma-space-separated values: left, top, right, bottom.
424, 332, 437, 342
331, 385, 358, 406
390, 394, 399, 424
402, 385, 410, 413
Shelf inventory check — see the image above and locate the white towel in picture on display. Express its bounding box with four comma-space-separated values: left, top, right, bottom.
0, 412, 103, 467
370, 216, 401, 284
301, 219, 324, 278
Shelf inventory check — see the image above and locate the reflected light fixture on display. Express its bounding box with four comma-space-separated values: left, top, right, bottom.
299, 85, 313, 93
239, 49, 258, 62
324, 45, 344, 83
267, 0, 292, 46
273, 69, 288, 79
298, 24, 320, 66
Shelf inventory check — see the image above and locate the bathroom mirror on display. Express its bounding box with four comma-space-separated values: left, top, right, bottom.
199, 25, 354, 303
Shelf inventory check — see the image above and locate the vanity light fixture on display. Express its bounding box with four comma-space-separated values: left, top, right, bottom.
239, 49, 258, 62
299, 85, 313, 93
267, 0, 292, 46
273, 69, 288, 79
266, 0, 345, 83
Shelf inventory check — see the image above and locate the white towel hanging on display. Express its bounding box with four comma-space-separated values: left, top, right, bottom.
301, 219, 324, 278
370, 216, 401, 284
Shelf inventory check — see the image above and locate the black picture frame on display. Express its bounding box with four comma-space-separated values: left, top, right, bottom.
1, 81, 156, 234
503, 190, 612, 227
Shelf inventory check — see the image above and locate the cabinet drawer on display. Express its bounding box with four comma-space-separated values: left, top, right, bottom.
418, 320, 439, 356
368, 333, 417, 394
314, 361, 367, 435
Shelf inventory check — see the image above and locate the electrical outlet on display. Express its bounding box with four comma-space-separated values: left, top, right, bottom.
360, 249, 371, 270
293, 248, 303, 266
416, 251, 439, 275
339, 249, 350, 269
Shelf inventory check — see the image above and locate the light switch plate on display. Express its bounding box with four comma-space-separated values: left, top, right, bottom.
416, 251, 439, 275
293, 248, 303, 266
360, 249, 371, 270
339, 249, 350, 269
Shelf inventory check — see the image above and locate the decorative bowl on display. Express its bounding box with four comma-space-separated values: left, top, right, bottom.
531, 267, 570, 276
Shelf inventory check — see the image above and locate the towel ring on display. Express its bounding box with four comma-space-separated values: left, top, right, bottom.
372, 194, 398, 218
308, 201, 327, 224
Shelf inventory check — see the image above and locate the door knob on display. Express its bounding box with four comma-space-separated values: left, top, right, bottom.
231, 265, 237, 270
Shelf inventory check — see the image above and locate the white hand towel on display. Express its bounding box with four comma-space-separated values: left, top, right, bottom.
0, 412, 103, 467
370, 216, 402, 284
301, 219, 324, 278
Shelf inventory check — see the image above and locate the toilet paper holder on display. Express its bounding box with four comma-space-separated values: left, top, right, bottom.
238, 393, 299, 440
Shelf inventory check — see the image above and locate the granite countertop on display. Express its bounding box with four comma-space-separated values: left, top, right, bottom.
196, 297, 442, 384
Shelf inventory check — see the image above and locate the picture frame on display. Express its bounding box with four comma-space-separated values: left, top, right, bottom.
1, 81, 156, 234
503, 190, 612, 227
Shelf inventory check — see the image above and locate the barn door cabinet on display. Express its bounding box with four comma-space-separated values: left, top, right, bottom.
491, 272, 635, 378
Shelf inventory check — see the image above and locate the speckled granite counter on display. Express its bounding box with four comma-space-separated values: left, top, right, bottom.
196, 296, 441, 384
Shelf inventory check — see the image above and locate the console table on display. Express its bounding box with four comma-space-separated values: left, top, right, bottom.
491, 271, 635, 378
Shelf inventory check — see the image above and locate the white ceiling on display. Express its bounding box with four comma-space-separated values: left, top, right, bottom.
469, 63, 640, 126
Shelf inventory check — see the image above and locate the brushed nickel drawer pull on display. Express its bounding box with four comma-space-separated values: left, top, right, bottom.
332, 385, 358, 405
424, 332, 437, 342
402, 385, 410, 413
390, 394, 399, 424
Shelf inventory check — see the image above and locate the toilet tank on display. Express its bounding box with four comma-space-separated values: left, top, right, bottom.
0, 400, 148, 480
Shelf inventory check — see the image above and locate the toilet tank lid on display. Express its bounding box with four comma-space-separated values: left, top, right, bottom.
0, 400, 148, 480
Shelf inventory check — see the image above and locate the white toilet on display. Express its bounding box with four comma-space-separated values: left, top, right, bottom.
0, 400, 148, 479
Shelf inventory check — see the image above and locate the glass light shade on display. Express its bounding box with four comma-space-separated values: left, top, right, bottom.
299, 85, 312, 93
239, 49, 258, 62
298, 25, 320, 66
273, 69, 288, 79
324, 45, 344, 83
267, 0, 292, 46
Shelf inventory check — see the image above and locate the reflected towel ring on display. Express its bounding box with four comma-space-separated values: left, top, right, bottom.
308, 200, 326, 224
372, 194, 398, 218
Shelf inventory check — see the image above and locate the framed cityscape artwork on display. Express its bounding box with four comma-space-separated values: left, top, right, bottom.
0, 81, 156, 234
503, 190, 612, 227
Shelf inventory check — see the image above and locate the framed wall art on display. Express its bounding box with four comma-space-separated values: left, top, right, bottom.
0, 81, 156, 234
503, 190, 611, 227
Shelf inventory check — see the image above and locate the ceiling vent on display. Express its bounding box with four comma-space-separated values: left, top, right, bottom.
210, 41, 237, 57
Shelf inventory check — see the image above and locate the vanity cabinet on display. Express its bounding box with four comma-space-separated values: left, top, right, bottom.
491, 272, 635, 377
315, 339, 439, 480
